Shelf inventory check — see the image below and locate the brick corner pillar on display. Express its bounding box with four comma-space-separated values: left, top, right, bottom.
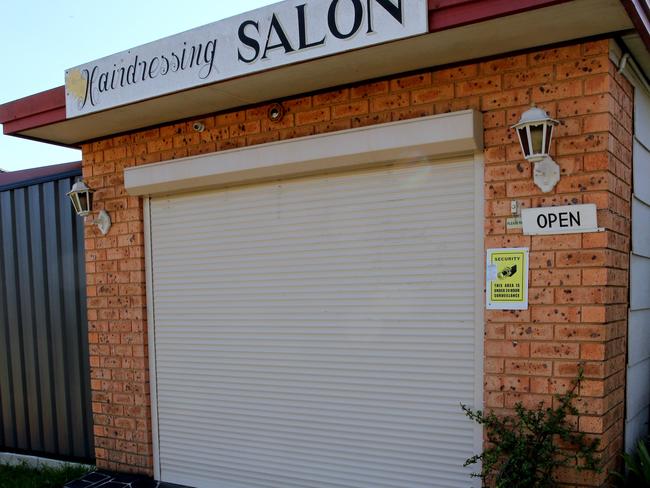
483, 39, 633, 487
82, 147, 152, 475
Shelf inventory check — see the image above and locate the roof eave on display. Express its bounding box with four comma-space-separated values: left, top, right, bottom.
620, 0, 650, 51
1, 0, 639, 146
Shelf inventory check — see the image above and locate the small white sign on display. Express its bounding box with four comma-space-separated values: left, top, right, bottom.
506, 216, 522, 230
522, 204, 600, 235
65, 0, 428, 117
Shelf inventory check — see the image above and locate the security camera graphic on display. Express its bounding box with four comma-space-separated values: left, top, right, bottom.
497, 264, 517, 280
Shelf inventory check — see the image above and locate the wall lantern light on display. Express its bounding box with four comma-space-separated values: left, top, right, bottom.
67, 180, 112, 235
512, 105, 560, 193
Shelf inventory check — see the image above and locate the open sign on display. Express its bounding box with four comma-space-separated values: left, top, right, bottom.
522, 204, 601, 235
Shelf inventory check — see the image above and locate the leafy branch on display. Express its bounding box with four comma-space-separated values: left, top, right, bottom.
462, 370, 600, 488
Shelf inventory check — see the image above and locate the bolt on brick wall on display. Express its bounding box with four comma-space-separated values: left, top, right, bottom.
82, 38, 632, 485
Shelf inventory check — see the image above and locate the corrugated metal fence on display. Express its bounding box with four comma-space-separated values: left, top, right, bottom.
0, 166, 94, 462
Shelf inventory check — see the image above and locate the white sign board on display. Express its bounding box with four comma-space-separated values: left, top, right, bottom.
65, 0, 428, 117
522, 204, 600, 235
486, 248, 529, 310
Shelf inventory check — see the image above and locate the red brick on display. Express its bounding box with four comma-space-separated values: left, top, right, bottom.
584, 73, 611, 95
557, 93, 612, 117
529, 287, 554, 304
556, 133, 608, 155
505, 392, 552, 409
434, 95, 480, 113
456, 75, 501, 96
485, 358, 505, 374
531, 234, 582, 251
433, 65, 478, 81
390, 73, 431, 91
391, 106, 433, 122
485, 340, 531, 358
531, 80, 583, 102
485, 323, 506, 339
483, 110, 506, 129
485, 309, 531, 323
581, 343, 606, 360
555, 287, 605, 304
582, 40, 610, 56
528, 46, 582, 66
555, 325, 607, 341
481, 89, 529, 111
146, 137, 173, 153
411, 84, 454, 105
486, 375, 530, 393
485, 161, 531, 181
280, 97, 313, 115
503, 66, 554, 88
530, 342, 580, 359
556, 249, 607, 267
480, 55, 527, 73
485, 234, 530, 249
313, 89, 349, 106
314, 119, 351, 134
532, 306, 582, 323
583, 268, 627, 286
505, 359, 553, 376
506, 324, 554, 341
295, 108, 330, 126
557, 57, 609, 79
332, 100, 369, 119
369, 94, 409, 113
529, 251, 555, 269
485, 391, 505, 408
350, 81, 389, 99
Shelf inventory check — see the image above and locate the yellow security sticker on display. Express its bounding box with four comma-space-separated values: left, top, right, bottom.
486, 248, 529, 310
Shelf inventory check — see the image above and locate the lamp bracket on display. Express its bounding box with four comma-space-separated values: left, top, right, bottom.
533, 156, 561, 193
91, 210, 112, 236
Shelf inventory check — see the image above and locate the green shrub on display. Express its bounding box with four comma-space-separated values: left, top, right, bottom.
614, 438, 650, 487
461, 371, 600, 488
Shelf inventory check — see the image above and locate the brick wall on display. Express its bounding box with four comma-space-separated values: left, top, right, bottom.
82, 38, 633, 485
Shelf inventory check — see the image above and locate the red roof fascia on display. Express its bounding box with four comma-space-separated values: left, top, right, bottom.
621, 0, 650, 51
428, 0, 571, 32
0, 86, 66, 135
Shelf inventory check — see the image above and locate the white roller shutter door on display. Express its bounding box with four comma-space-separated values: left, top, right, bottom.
149, 159, 482, 488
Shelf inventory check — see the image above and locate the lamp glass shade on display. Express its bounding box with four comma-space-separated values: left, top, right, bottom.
517, 127, 530, 157
529, 123, 545, 157
512, 106, 558, 162
545, 124, 554, 154
67, 181, 93, 217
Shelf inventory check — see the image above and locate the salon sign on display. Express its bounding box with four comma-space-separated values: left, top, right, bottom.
65, 0, 428, 117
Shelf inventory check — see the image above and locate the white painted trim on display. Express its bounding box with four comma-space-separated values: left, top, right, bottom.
125, 110, 483, 196
144, 197, 162, 481
0, 452, 92, 470
617, 39, 650, 454
611, 46, 650, 96
472, 150, 485, 480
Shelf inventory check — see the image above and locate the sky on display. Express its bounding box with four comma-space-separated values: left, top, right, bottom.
0, 0, 274, 172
